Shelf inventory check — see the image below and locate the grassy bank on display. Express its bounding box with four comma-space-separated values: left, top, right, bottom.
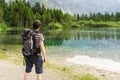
70, 20, 120, 28
47, 20, 120, 29
0, 44, 23, 64
45, 62, 98, 80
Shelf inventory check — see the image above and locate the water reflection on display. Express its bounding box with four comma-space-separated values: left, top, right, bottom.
0, 28, 120, 46
74, 28, 120, 41
0, 34, 22, 45
43, 29, 73, 46
44, 28, 120, 46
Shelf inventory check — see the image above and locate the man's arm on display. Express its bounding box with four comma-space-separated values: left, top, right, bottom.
39, 41, 47, 63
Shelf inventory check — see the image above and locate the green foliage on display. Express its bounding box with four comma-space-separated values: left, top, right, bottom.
71, 74, 98, 80
71, 74, 81, 80
76, 20, 120, 28
0, 53, 8, 60
10, 1, 34, 27
80, 74, 98, 80
0, 0, 6, 9
0, 0, 120, 29
45, 62, 99, 80
0, 44, 23, 64
47, 22, 63, 29
1, 0, 73, 28
77, 12, 120, 22
45, 62, 72, 73
0, 23, 7, 33
0, 7, 4, 22
71, 22, 80, 28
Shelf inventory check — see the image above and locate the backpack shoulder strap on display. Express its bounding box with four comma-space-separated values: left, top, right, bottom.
31, 30, 41, 54
32, 31, 37, 51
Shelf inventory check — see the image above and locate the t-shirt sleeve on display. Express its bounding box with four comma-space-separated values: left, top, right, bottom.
39, 33, 44, 42
36, 33, 44, 43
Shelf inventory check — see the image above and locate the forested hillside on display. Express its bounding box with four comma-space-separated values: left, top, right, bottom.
0, 0, 74, 28
0, 0, 120, 29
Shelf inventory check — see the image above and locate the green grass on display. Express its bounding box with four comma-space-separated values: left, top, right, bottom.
45, 62, 99, 80
0, 44, 23, 65
45, 62, 72, 73
81, 74, 98, 80
70, 20, 120, 28
0, 53, 9, 60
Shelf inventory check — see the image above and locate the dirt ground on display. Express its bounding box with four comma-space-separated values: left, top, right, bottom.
0, 60, 68, 80
0, 60, 120, 80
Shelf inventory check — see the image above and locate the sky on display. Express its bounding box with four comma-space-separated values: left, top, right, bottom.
5, 0, 120, 14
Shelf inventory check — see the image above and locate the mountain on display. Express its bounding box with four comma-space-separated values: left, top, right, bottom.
5, 0, 120, 15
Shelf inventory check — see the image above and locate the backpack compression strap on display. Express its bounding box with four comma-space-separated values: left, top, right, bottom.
31, 31, 37, 53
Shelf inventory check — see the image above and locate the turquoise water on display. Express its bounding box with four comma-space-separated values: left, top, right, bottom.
0, 28, 120, 61
44, 28, 120, 62
44, 28, 120, 73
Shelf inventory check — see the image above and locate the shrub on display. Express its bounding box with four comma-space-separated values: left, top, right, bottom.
71, 22, 80, 28
0, 23, 7, 33
71, 74, 98, 80
47, 22, 63, 29
81, 74, 98, 80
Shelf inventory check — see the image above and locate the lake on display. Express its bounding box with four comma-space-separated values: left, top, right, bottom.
44, 28, 120, 60
44, 28, 120, 73
0, 28, 120, 73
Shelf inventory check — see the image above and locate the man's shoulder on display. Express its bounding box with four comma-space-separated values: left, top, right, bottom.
36, 33, 44, 38
36, 33, 43, 36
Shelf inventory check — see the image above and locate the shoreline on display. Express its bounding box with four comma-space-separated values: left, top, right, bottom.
47, 52, 120, 73
0, 52, 120, 80
47, 56, 120, 80
66, 55, 120, 73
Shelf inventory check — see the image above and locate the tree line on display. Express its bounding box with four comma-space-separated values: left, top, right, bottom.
75, 12, 120, 22
0, 0, 120, 28
0, 0, 74, 28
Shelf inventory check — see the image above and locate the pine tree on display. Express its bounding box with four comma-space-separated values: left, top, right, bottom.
0, 7, 4, 23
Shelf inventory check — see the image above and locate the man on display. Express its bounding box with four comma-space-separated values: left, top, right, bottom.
24, 20, 47, 80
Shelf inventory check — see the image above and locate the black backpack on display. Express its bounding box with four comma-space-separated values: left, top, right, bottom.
21, 29, 39, 56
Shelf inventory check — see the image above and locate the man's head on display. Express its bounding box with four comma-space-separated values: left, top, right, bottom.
33, 20, 41, 30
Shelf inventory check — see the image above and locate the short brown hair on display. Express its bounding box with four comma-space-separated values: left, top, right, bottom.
33, 20, 41, 29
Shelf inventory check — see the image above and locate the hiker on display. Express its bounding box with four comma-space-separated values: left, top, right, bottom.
22, 20, 47, 80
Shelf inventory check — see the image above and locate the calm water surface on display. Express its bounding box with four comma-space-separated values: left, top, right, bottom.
43, 28, 120, 62
44, 28, 120, 73
0, 28, 120, 64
